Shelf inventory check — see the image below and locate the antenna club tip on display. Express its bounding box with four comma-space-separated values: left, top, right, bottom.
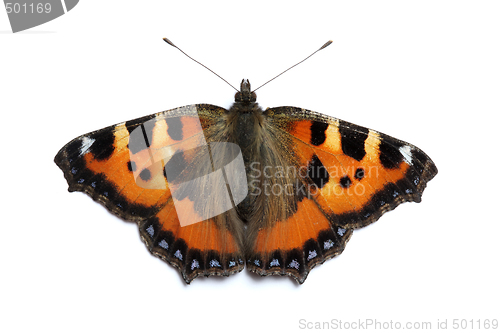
163, 37, 175, 47
320, 40, 333, 50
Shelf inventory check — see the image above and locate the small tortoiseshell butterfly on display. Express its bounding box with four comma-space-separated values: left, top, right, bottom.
55, 39, 437, 284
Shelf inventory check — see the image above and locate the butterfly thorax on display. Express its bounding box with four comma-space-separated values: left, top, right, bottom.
227, 79, 264, 149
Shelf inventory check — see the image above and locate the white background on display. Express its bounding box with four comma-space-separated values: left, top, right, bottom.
1, 1, 499, 332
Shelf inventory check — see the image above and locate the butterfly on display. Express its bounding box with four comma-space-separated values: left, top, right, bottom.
55, 39, 437, 284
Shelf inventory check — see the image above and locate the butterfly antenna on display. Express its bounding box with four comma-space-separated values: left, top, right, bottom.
163, 37, 239, 92
252, 40, 332, 92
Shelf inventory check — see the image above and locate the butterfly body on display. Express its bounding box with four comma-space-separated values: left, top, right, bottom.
55, 79, 437, 284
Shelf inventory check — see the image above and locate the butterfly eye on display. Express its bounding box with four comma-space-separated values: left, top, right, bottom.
250, 92, 257, 102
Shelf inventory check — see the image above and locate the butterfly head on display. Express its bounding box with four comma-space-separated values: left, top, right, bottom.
234, 79, 257, 104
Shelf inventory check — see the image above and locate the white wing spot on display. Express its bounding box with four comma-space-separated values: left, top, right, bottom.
307, 250, 317, 261
324, 239, 334, 250
399, 145, 413, 165
337, 228, 346, 236
146, 225, 154, 237
191, 259, 200, 270
174, 250, 183, 260
210, 259, 221, 268
159, 240, 169, 250
79, 137, 95, 156
270, 258, 280, 267
288, 259, 300, 269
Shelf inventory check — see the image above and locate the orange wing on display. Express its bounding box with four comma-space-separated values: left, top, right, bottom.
244, 107, 437, 283
55, 104, 245, 283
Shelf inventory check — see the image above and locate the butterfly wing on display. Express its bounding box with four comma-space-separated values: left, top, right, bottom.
245, 106, 437, 283
55, 104, 246, 283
